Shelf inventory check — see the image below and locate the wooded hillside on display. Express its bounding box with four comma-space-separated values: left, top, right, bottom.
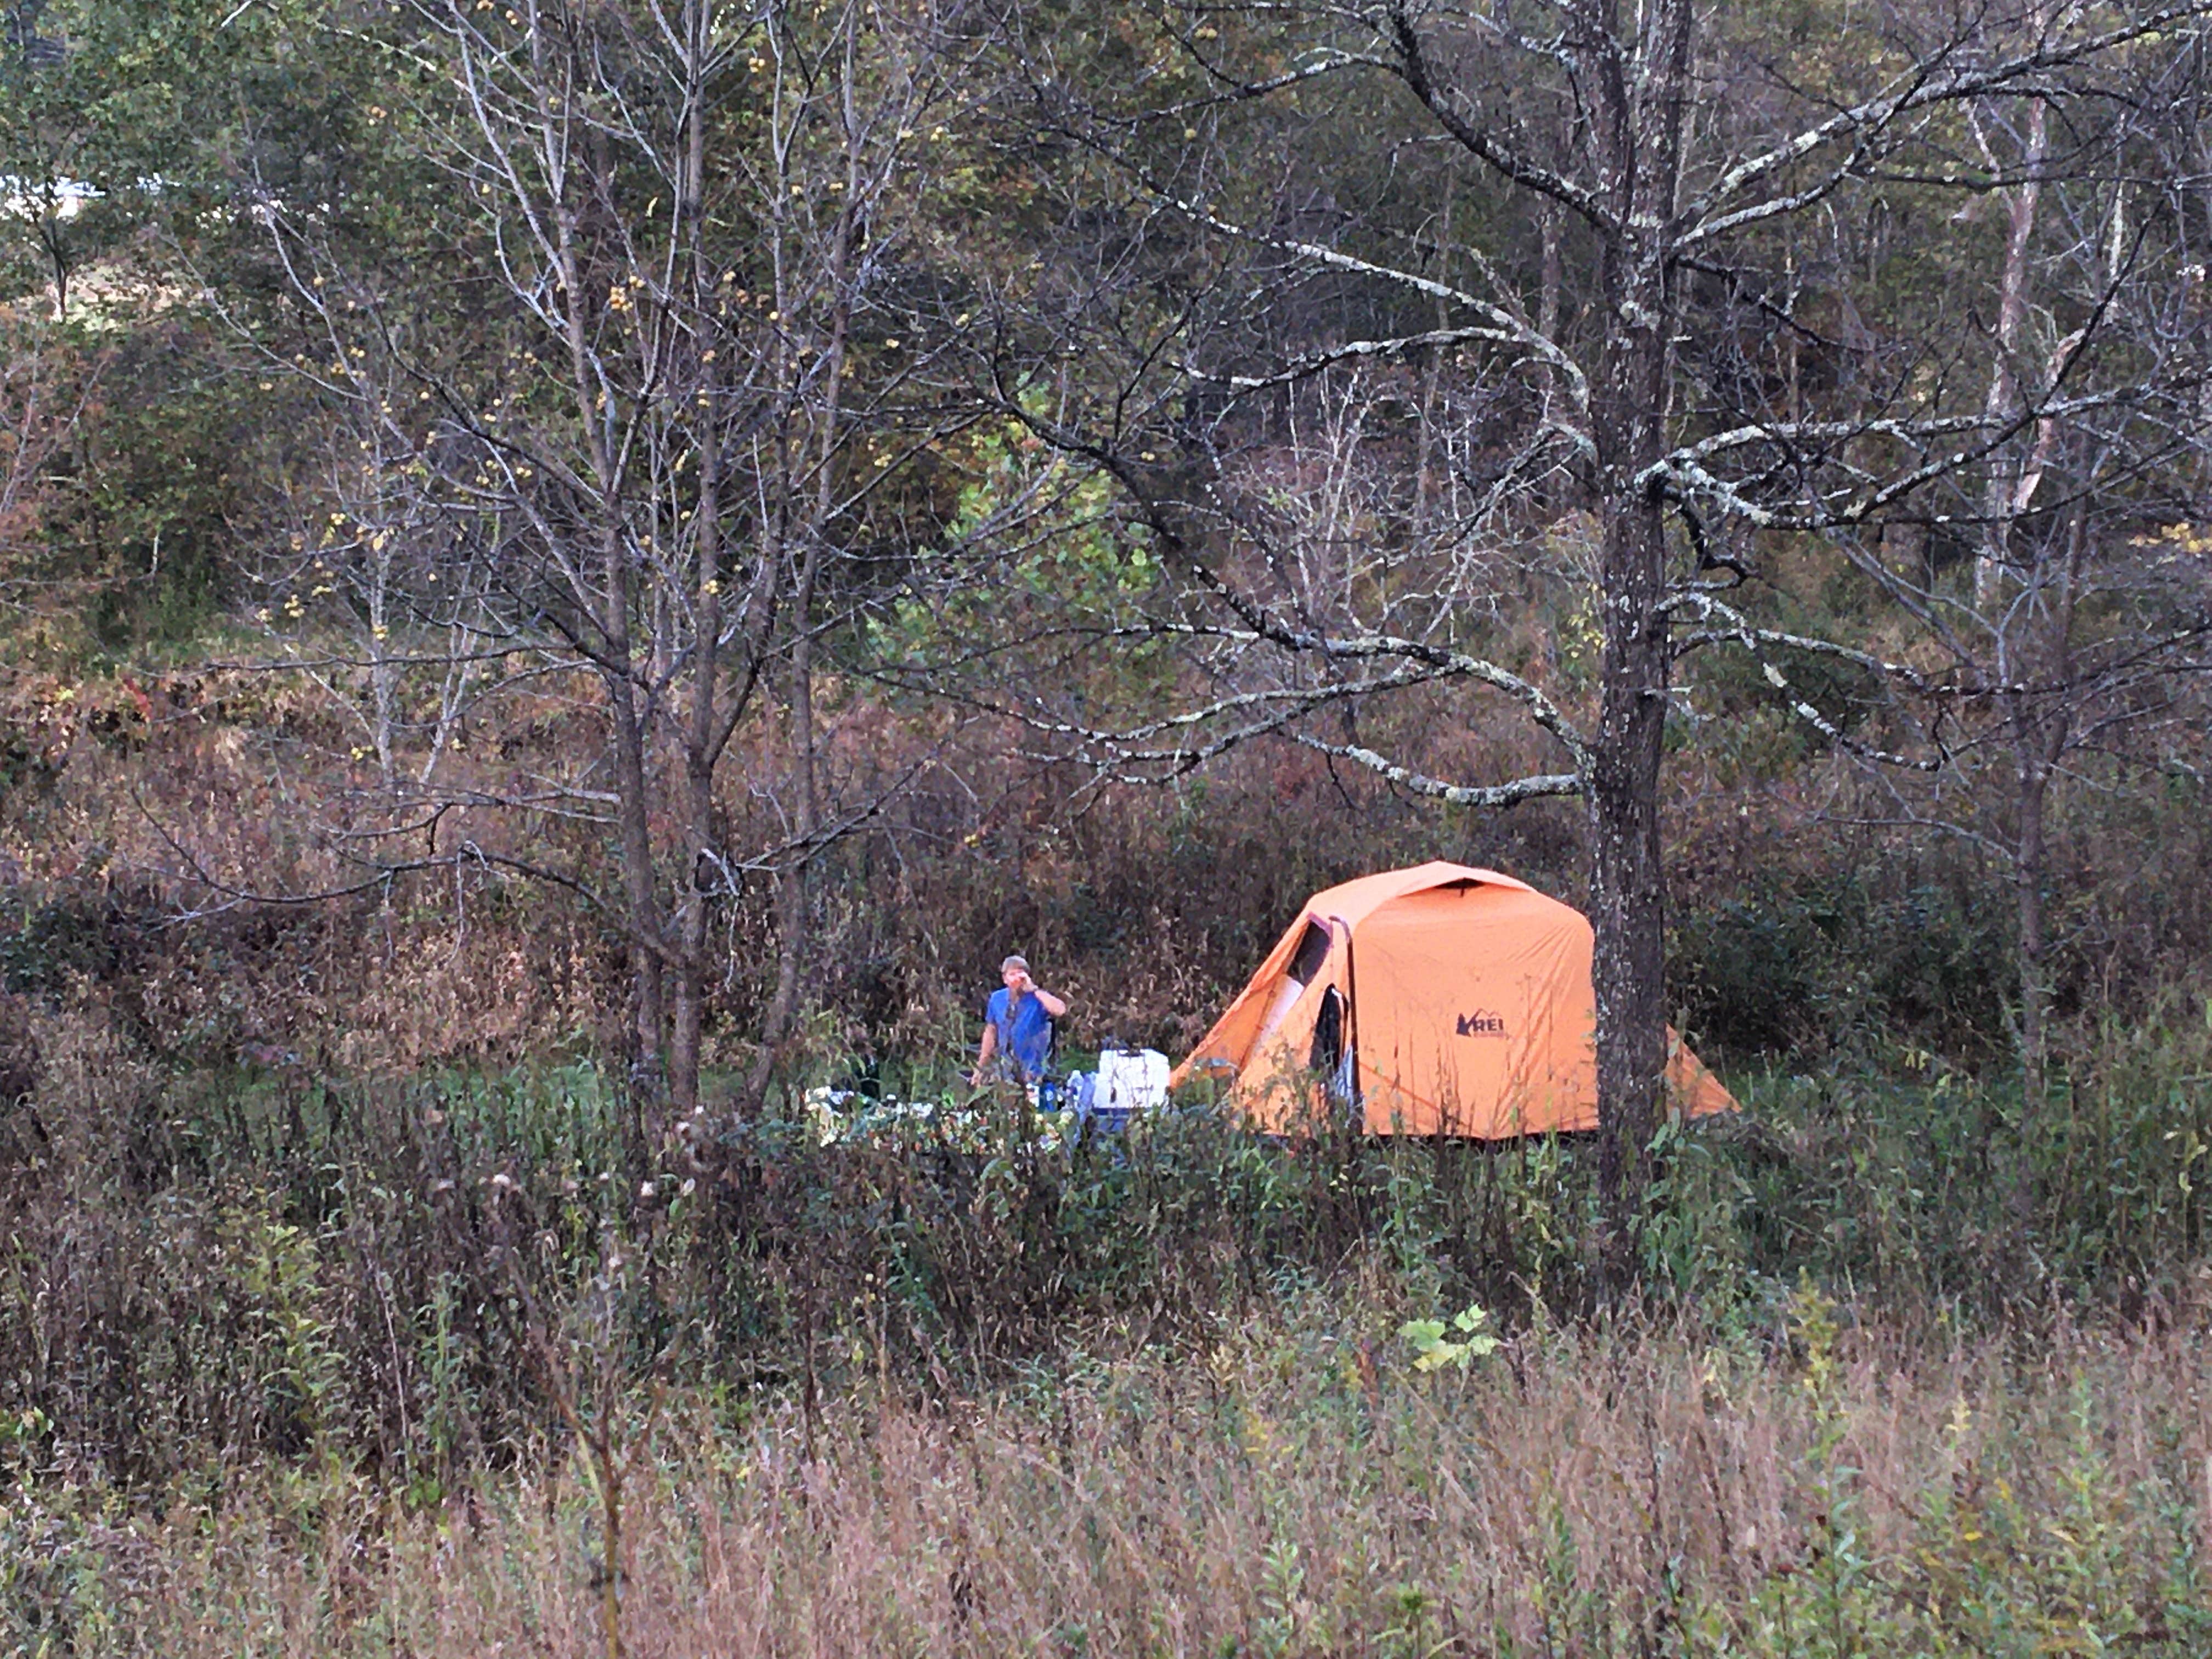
4, 0, 2205, 1117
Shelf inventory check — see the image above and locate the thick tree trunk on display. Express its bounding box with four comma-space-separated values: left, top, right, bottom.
1586, 480, 1672, 1280
1582, 0, 1695, 1287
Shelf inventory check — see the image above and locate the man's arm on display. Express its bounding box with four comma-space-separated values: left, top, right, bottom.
971, 1019, 997, 1086
1011, 967, 1068, 1020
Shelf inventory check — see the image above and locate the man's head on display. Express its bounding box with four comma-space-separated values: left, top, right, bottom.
1001, 954, 1032, 991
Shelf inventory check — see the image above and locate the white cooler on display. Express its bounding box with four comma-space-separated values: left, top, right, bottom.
1094, 1046, 1171, 1119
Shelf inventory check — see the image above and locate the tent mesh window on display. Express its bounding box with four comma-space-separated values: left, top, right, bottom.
1308, 986, 1343, 1072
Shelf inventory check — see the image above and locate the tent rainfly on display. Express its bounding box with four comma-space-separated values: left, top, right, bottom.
1171, 861, 1737, 1137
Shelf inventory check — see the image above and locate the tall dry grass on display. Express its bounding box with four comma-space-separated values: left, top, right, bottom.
9, 1287, 2209, 1657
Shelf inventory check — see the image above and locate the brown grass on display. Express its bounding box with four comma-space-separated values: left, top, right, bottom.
12, 1289, 2209, 1658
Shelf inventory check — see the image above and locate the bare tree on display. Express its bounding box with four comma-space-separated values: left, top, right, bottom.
233, 0, 1022, 1125
988, 0, 2212, 1270
1705, 45, 2212, 1103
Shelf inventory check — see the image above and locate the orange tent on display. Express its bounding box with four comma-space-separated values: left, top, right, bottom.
1171, 861, 1736, 1137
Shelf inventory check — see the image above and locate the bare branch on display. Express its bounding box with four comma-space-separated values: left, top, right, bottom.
1292, 736, 1582, 806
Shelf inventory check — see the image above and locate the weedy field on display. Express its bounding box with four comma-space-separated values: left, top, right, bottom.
3, 1005, 2210, 1657
7, 1285, 2210, 1658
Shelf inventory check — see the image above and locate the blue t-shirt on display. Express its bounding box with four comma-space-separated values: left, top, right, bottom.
986, 986, 1054, 1081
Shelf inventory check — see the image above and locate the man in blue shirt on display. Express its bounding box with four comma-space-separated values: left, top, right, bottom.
971, 954, 1068, 1087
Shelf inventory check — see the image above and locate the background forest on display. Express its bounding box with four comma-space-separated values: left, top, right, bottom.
3, 0, 2212, 1654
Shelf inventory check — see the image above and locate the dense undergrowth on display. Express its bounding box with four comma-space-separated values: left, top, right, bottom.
2, 997, 2209, 1653
4, 1005, 2208, 1482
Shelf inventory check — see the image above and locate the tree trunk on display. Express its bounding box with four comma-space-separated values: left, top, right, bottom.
368, 538, 396, 789
738, 53, 856, 1120
1585, 481, 1672, 1282
603, 521, 665, 1107
1976, 85, 2050, 609
669, 505, 717, 1120
1536, 203, 1561, 421
2014, 763, 2050, 1106
1583, 0, 1694, 1288
669, 6, 718, 1124
1413, 176, 1453, 522
741, 557, 821, 1119
46, 222, 67, 324
2008, 503, 2084, 1112
544, 97, 667, 1115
